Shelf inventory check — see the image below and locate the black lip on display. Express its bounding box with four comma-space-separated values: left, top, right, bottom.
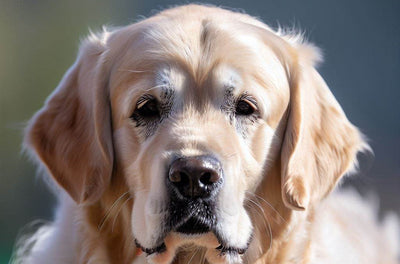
214, 230, 253, 256
135, 239, 166, 255
215, 244, 247, 255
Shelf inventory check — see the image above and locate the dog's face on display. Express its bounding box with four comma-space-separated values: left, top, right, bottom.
111, 21, 291, 257
26, 5, 365, 264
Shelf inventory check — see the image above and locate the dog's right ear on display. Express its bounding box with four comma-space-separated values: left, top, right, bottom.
25, 32, 114, 204
280, 41, 366, 211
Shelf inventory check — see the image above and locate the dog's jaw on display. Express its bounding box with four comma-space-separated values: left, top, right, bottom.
132, 196, 253, 264
131, 191, 170, 249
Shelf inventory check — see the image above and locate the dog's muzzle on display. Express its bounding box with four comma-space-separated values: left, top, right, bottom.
166, 155, 224, 234
134, 155, 250, 257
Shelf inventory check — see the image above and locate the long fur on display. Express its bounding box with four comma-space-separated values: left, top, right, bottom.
13, 4, 399, 264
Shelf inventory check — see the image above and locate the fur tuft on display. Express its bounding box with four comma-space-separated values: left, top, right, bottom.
276, 26, 323, 66
9, 221, 52, 264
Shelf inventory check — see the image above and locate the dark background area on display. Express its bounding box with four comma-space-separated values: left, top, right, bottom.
1, 0, 399, 262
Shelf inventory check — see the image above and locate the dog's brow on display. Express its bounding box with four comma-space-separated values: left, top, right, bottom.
160, 86, 175, 101
224, 84, 235, 98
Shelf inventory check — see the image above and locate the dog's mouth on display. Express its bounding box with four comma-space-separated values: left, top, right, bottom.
134, 198, 251, 260
134, 203, 250, 258
135, 239, 167, 255
134, 237, 248, 257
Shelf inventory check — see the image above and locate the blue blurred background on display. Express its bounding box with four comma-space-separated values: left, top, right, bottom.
1, 0, 399, 262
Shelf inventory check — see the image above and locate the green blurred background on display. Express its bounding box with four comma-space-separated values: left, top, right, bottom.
1, 0, 399, 262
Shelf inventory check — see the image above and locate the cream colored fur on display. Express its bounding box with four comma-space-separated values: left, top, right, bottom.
13, 4, 399, 264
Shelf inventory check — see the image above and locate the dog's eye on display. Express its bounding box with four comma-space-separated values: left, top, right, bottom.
134, 97, 160, 118
235, 98, 257, 116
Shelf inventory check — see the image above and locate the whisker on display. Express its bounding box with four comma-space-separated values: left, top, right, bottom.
223, 152, 238, 160
245, 197, 273, 252
117, 68, 152, 74
245, 248, 250, 264
112, 196, 133, 232
247, 200, 273, 252
187, 247, 200, 264
245, 202, 267, 256
98, 191, 130, 231
246, 196, 265, 214
145, 84, 167, 92
247, 192, 286, 223
200, 248, 206, 264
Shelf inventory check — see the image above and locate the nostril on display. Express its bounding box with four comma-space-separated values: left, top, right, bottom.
169, 170, 191, 184
169, 171, 180, 183
199, 171, 219, 185
179, 172, 190, 185
169, 169, 183, 183
200, 172, 211, 185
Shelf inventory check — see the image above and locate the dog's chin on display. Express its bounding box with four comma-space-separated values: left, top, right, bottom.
137, 234, 249, 264
135, 223, 250, 262
134, 216, 214, 256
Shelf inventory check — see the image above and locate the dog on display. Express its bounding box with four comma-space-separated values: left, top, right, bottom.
14, 4, 399, 264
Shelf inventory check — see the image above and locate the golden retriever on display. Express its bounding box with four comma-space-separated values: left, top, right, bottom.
14, 4, 399, 264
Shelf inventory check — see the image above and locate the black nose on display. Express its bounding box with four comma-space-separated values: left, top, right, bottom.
168, 156, 223, 199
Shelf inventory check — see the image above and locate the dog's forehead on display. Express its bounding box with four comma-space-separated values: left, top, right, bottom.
154, 65, 242, 94
110, 16, 291, 122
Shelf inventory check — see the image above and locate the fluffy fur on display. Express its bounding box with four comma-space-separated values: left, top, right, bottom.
13, 4, 399, 264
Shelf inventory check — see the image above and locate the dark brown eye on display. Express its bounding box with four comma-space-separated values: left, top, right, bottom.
235, 98, 256, 116
135, 98, 160, 118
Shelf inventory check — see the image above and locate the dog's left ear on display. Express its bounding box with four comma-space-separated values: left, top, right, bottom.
281, 43, 367, 210
25, 32, 114, 204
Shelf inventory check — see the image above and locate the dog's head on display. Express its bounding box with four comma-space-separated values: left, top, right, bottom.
25, 5, 366, 264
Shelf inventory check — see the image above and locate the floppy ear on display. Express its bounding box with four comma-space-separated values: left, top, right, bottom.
281, 45, 367, 210
25, 33, 113, 204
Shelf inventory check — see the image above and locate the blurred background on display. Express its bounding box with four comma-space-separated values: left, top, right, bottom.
1, 0, 399, 262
